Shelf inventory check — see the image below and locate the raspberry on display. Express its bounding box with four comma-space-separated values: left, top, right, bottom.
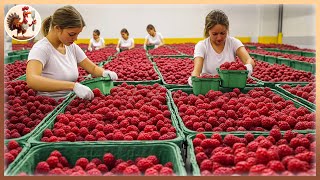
213, 167, 234, 176
65, 132, 76, 142
137, 132, 152, 140
35, 161, 51, 174
59, 156, 69, 167
295, 152, 315, 163
4, 153, 15, 165
136, 158, 153, 172
269, 129, 282, 141
85, 162, 97, 171
9, 149, 19, 158
92, 88, 103, 97
223, 134, 240, 147
85, 134, 96, 141
115, 162, 129, 173
289, 138, 300, 149
267, 160, 285, 172
48, 168, 65, 175
145, 168, 159, 176
146, 155, 159, 165
299, 137, 310, 148
7, 140, 19, 150
75, 157, 90, 169
159, 167, 174, 175
234, 152, 248, 164
200, 139, 220, 149
46, 156, 59, 168
256, 148, 270, 164
249, 164, 266, 175
195, 152, 208, 164
50, 150, 62, 158
103, 153, 115, 168
87, 168, 102, 176
287, 159, 310, 173
123, 165, 141, 176
97, 164, 108, 173
200, 159, 213, 171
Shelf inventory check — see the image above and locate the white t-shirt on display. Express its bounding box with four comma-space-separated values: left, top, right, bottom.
145, 32, 163, 45
118, 37, 134, 48
90, 37, 105, 48
28, 37, 87, 100
194, 36, 244, 75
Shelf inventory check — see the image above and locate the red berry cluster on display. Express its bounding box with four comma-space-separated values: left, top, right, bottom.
148, 46, 181, 56
4, 81, 60, 139
154, 57, 193, 84
219, 62, 246, 70
41, 83, 177, 142
85, 48, 117, 64
4, 61, 27, 82
4, 140, 22, 168
194, 130, 315, 176
282, 83, 315, 103
26, 150, 175, 176
252, 61, 314, 82
172, 87, 315, 132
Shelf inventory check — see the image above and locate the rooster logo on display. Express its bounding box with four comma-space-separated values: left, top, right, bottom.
6, 6, 37, 39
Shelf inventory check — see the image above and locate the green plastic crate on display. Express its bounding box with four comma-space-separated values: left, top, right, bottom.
301, 51, 316, 57
255, 54, 265, 61
14, 74, 26, 81
20, 53, 29, 60
246, 45, 257, 50
9, 55, 21, 62
290, 60, 315, 74
186, 131, 315, 176
146, 44, 155, 50
249, 53, 258, 59
168, 87, 315, 137
4, 140, 30, 175
7, 142, 187, 176
277, 57, 293, 66
275, 84, 315, 110
280, 49, 302, 56
263, 48, 281, 52
4, 56, 12, 64
81, 77, 114, 95
250, 76, 310, 88
28, 83, 185, 149
191, 76, 220, 95
217, 68, 248, 88
264, 55, 277, 64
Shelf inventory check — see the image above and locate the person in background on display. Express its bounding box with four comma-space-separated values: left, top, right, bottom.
116, 28, 134, 52
143, 24, 164, 50
26, 5, 118, 101
188, 9, 255, 86
88, 29, 105, 51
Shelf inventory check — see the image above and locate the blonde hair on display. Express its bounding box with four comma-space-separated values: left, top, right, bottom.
41, 5, 85, 36
204, 10, 229, 38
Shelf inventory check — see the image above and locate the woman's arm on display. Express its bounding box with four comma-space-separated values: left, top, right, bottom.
158, 37, 164, 47
236, 46, 255, 67
88, 41, 92, 51
26, 60, 75, 91
191, 57, 204, 76
129, 39, 135, 49
78, 58, 104, 77
100, 38, 105, 48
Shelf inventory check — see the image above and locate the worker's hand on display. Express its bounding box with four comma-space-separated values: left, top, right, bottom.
103, 70, 118, 80
116, 47, 120, 52
244, 64, 253, 77
73, 83, 94, 100
88, 47, 92, 52
95, 47, 100, 50
155, 45, 159, 49
188, 76, 193, 87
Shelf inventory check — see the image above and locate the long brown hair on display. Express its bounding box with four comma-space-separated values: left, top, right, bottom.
41, 5, 86, 36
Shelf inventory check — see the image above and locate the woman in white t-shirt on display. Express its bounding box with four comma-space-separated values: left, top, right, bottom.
88, 29, 105, 51
26, 5, 118, 101
116, 28, 134, 52
188, 10, 255, 86
144, 24, 164, 50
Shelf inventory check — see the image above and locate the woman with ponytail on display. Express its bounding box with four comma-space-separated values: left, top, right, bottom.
26, 5, 117, 100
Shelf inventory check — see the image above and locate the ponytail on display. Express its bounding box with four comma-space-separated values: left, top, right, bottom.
41, 16, 52, 36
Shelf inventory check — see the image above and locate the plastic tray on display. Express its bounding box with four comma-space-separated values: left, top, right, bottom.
28, 83, 185, 150
277, 57, 293, 66
255, 54, 265, 61
191, 76, 220, 95
280, 49, 302, 56
301, 51, 316, 57
7, 142, 187, 176
4, 140, 30, 175
250, 76, 311, 88
168, 87, 315, 137
263, 48, 281, 52
275, 84, 315, 109
290, 60, 315, 74
217, 68, 248, 88
264, 55, 277, 64
81, 77, 114, 95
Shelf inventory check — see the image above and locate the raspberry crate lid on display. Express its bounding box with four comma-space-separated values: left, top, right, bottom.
81, 77, 114, 95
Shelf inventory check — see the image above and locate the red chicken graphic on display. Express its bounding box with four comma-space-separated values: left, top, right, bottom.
6, 6, 37, 39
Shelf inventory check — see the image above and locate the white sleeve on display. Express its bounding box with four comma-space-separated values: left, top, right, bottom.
27, 46, 49, 68
89, 38, 93, 44
101, 37, 105, 45
73, 44, 87, 63
194, 41, 205, 59
145, 35, 149, 41
158, 32, 164, 40
118, 38, 121, 45
231, 37, 244, 53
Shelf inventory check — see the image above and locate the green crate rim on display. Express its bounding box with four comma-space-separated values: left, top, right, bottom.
28, 84, 185, 148
168, 87, 315, 137
7, 142, 187, 176
250, 76, 311, 88
274, 84, 315, 109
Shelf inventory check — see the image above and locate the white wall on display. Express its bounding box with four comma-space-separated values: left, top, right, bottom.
282, 5, 316, 48
23, 4, 316, 48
